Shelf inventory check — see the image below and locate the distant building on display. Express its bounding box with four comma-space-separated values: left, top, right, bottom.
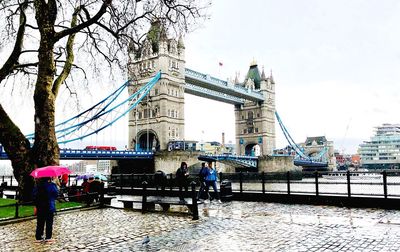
299, 136, 336, 169
359, 123, 400, 170
64, 160, 117, 175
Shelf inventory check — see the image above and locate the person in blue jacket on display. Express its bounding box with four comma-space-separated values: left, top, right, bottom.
204, 162, 222, 203
33, 177, 59, 242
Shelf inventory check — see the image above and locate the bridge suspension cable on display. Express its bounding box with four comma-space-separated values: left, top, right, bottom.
26, 72, 161, 144
275, 111, 327, 162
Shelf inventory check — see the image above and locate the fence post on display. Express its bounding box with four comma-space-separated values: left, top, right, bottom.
261, 172, 265, 194
14, 189, 19, 218
10, 176, 13, 186
286, 171, 291, 195
239, 172, 243, 194
383, 170, 387, 199
99, 182, 105, 208
191, 181, 199, 220
141, 181, 148, 214
15, 202, 19, 218
315, 171, 319, 197
169, 173, 173, 191
346, 170, 351, 197
120, 173, 123, 194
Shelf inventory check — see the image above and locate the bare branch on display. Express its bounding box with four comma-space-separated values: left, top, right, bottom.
0, 0, 28, 83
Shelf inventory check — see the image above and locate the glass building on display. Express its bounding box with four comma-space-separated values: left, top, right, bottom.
359, 124, 400, 170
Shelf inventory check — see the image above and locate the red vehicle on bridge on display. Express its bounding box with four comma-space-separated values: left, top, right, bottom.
85, 146, 117, 151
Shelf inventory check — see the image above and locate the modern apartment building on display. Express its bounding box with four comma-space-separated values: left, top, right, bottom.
359, 124, 400, 170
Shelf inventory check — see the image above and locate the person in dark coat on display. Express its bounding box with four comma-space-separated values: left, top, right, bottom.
197, 162, 208, 201
176, 162, 189, 202
88, 176, 102, 203
33, 177, 59, 242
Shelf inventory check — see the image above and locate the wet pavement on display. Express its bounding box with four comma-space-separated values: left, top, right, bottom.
2, 199, 400, 251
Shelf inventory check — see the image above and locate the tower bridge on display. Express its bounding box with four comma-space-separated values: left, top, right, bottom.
0, 23, 330, 172
128, 22, 276, 159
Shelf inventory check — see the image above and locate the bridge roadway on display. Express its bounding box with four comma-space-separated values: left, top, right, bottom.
0, 148, 154, 160
0, 149, 260, 168
2, 201, 400, 251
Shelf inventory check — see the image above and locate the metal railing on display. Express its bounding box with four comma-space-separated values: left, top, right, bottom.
107, 170, 400, 199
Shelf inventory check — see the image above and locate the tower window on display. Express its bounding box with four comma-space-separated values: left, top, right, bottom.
248, 111, 254, 119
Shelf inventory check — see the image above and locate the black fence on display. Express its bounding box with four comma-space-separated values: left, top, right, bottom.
107, 170, 400, 199
0, 188, 106, 221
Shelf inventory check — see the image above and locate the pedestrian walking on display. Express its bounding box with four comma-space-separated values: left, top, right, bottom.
197, 162, 208, 201
33, 177, 59, 243
204, 162, 222, 203
176, 162, 189, 202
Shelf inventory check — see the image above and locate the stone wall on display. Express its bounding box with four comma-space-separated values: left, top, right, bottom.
258, 155, 301, 173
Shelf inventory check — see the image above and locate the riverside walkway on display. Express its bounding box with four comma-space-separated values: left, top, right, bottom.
2, 201, 400, 251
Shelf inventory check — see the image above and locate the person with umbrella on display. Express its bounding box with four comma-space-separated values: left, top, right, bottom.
30, 165, 70, 242
33, 177, 59, 242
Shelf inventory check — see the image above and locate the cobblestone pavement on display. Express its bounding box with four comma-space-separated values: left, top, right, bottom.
2, 201, 400, 252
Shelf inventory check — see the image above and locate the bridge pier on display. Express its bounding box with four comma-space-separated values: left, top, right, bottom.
258, 155, 300, 173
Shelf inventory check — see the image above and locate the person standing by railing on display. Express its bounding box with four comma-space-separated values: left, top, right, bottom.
204, 162, 222, 204
197, 162, 208, 202
176, 162, 189, 203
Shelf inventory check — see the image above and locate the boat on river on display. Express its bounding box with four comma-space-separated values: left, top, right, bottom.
322, 171, 382, 180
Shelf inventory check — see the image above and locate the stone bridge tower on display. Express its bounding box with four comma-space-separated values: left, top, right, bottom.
128, 22, 185, 151
235, 61, 276, 156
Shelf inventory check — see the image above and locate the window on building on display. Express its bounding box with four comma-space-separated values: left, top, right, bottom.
248, 111, 254, 119
244, 129, 247, 134
255, 128, 259, 133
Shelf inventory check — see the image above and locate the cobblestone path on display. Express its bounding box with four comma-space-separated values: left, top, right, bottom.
2, 202, 400, 251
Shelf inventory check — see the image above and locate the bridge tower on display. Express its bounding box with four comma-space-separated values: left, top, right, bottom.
235, 61, 276, 156
128, 22, 185, 151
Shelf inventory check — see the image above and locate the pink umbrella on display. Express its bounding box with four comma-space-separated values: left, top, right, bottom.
30, 166, 71, 178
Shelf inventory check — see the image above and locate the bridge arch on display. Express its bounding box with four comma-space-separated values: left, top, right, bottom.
245, 143, 261, 156
136, 129, 160, 151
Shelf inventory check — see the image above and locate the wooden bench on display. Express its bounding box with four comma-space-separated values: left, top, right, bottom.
146, 199, 194, 212
4, 194, 15, 199
103, 196, 116, 205
118, 198, 198, 218
118, 199, 141, 209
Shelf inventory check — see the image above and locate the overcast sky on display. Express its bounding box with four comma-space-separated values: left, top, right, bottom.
2, 0, 400, 155
184, 0, 400, 154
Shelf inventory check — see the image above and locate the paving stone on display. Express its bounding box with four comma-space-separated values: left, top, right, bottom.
2, 202, 400, 251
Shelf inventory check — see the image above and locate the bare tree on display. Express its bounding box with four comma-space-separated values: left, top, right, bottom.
0, 0, 209, 201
